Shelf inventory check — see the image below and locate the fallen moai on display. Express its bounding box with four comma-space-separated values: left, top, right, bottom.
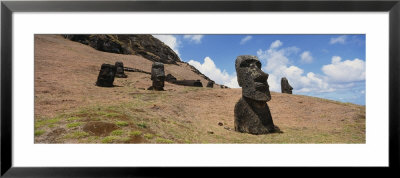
165, 74, 177, 83
281, 77, 293, 94
234, 55, 280, 134
147, 62, 165, 91
96, 64, 116, 87
115, 61, 128, 78
172, 80, 203, 87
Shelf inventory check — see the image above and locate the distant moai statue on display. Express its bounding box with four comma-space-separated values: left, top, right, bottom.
206, 81, 214, 88
234, 55, 280, 134
96, 64, 116, 87
281, 77, 293, 94
115, 61, 127, 78
148, 62, 165, 91
165, 74, 177, 83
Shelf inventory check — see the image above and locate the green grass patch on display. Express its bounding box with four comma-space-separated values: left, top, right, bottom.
130, 131, 142, 136
111, 130, 124, 136
66, 122, 81, 128
156, 137, 174, 143
144, 134, 154, 140
34, 130, 46, 136
101, 136, 118, 143
116, 121, 129, 127
66, 117, 80, 122
35, 117, 61, 129
64, 131, 89, 139
137, 123, 148, 128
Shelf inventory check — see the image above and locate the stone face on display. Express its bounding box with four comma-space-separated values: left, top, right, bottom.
96, 64, 116, 87
115, 61, 127, 78
234, 55, 279, 135
148, 62, 165, 91
281, 77, 293, 94
206, 81, 214, 88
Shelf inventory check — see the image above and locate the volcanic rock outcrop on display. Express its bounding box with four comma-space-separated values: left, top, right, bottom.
96, 64, 116, 87
64, 34, 180, 64
234, 55, 280, 134
281, 77, 293, 94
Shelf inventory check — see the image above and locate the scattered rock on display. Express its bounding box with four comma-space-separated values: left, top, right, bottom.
207, 131, 214, 134
224, 126, 231, 131
218, 122, 223, 126
234, 55, 280, 135
281, 77, 293, 94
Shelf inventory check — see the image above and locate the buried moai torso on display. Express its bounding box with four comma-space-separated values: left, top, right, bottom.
96, 64, 116, 87
115, 61, 127, 78
148, 62, 165, 91
206, 81, 214, 88
234, 55, 280, 134
281, 77, 293, 94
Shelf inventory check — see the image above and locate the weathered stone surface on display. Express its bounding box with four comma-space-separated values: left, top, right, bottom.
115, 61, 127, 78
147, 62, 165, 91
234, 55, 280, 134
281, 77, 293, 94
173, 80, 203, 87
165, 74, 177, 83
64, 34, 180, 64
206, 81, 214, 88
96, 64, 116, 87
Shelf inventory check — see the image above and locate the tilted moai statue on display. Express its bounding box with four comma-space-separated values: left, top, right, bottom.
281, 77, 293, 94
148, 62, 165, 91
206, 81, 214, 88
234, 55, 280, 134
96, 64, 116, 87
115, 61, 127, 78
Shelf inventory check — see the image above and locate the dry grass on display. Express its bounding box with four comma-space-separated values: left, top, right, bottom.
34, 35, 365, 144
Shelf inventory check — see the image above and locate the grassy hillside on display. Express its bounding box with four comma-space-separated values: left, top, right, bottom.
34, 35, 365, 144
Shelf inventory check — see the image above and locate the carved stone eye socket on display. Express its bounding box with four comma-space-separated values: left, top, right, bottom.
240, 60, 261, 69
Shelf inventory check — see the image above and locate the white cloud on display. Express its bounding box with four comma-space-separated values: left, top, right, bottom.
257, 40, 333, 93
330, 35, 347, 44
153, 35, 181, 56
300, 51, 313, 63
187, 57, 239, 88
270, 40, 283, 49
183, 35, 204, 44
322, 56, 366, 83
240, 36, 252, 45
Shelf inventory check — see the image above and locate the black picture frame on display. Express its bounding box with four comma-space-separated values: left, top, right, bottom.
1, 0, 399, 177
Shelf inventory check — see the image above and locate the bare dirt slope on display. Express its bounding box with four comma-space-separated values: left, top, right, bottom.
34, 35, 365, 144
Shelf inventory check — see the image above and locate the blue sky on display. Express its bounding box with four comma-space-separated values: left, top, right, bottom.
154, 34, 366, 105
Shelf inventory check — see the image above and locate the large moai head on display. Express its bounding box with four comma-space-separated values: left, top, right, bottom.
150, 62, 165, 90
96, 64, 116, 87
281, 77, 293, 94
235, 55, 271, 102
115, 61, 127, 78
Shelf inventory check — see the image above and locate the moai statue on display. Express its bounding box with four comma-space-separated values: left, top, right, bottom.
234, 55, 280, 134
147, 62, 165, 91
115, 61, 127, 78
206, 81, 214, 88
281, 77, 293, 94
165, 74, 177, 83
96, 64, 116, 87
